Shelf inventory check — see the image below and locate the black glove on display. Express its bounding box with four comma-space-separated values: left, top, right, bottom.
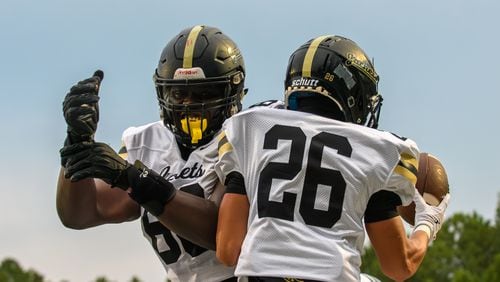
60, 141, 131, 189
60, 142, 177, 216
62, 70, 103, 146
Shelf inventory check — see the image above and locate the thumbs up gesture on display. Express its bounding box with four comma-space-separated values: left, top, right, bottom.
62, 70, 104, 144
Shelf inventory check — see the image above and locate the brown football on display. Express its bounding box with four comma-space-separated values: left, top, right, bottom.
397, 152, 450, 225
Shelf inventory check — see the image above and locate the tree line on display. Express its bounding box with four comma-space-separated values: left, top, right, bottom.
361, 197, 500, 281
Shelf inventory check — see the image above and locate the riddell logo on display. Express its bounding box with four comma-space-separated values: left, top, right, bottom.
178, 69, 198, 75
291, 77, 319, 87
173, 67, 206, 79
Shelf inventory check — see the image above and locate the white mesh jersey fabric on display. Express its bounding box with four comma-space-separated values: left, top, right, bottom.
121, 120, 234, 282
215, 107, 419, 281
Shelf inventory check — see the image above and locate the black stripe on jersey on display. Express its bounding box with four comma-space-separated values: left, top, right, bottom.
390, 132, 408, 141
397, 158, 417, 176
118, 144, 128, 160
217, 132, 233, 157
218, 134, 228, 148
394, 153, 418, 185
224, 172, 246, 195
248, 99, 285, 109
118, 145, 127, 154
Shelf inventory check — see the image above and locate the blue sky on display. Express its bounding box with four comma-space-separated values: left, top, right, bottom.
1, 0, 499, 281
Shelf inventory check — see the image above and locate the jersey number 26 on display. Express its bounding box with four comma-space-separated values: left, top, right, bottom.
258, 125, 352, 228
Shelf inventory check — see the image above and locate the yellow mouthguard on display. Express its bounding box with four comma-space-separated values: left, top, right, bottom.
181, 117, 208, 144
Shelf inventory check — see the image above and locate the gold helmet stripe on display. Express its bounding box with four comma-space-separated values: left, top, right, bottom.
183, 25, 204, 68
302, 35, 332, 77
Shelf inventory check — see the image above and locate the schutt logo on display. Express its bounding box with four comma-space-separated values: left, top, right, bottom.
291, 77, 319, 87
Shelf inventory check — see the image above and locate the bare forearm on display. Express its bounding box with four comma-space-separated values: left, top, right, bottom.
385, 231, 429, 281
57, 168, 140, 229
366, 217, 430, 281
157, 191, 218, 250
216, 193, 249, 266
56, 168, 103, 229
405, 230, 430, 268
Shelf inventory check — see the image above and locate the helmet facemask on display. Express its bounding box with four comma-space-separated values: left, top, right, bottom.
341, 70, 383, 128
155, 71, 244, 149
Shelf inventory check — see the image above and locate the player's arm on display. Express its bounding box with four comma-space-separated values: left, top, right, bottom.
56, 168, 140, 229
62, 141, 227, 250
57, 70, 141, 228
364, 190, 424, 281
366, 217, 427, 281
365, 191, 450, 281
216, 172, 249, 267
156, 179, 225, 250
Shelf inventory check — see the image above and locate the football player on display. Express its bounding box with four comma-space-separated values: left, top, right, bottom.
58, 25, 246, 282
215, 35, 450, 281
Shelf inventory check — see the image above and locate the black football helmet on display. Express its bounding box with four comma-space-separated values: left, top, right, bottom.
154, 25, 246, 148
284, 35, 383, 128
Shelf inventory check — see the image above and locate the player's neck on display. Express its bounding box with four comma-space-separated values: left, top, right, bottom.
177, 141, 194, 160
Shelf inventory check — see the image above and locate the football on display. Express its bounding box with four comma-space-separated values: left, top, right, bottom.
397, 152, 450, 225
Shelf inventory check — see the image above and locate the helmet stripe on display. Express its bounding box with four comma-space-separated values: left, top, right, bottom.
183, 25, 204, 68
302, 35, 331, 77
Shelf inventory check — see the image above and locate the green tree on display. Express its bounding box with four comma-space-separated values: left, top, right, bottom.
0, 258, 44, 282
129, 276, 144, 282
361, 195, 500, 282
94, 276, 110, 282
0, 258, 147, 282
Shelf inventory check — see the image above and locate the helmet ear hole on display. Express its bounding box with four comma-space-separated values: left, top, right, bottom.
347, 96, 355, 108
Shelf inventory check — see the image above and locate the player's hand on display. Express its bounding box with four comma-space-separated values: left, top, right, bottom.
60, 141, 132, 190
62, 70, 103, 145
413, 192, 450, 241
60, 143, 177, 216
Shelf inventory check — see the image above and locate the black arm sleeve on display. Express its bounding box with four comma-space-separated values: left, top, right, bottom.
364, 190, 402, 223
224, 171, 246, 195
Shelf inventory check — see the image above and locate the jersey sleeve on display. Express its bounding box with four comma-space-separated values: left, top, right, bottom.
383, 135, 420, 206
214, 120, 244, 189
364, 190, 401, 223
119, 126, 137, 163
118, 121, 165, 164
225, 171, 246, 195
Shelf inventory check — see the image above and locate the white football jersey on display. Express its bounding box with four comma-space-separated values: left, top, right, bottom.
215, 107, 419, 281
120, 121, 234, 282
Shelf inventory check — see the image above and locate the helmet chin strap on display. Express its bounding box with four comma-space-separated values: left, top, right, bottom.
181, 117, 208, 144
366, 94, 383, 128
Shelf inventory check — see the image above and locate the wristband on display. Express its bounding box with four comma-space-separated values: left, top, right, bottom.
413, 224, 432, 241
127, 160, 177, 216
